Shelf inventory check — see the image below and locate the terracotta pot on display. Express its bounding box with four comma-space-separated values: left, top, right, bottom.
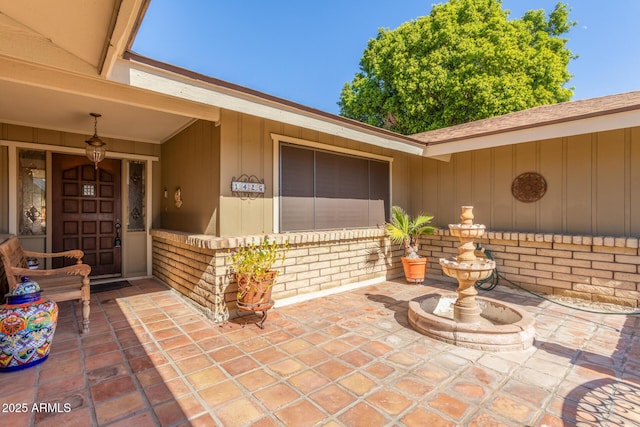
236, 271, 276, 312
401, 256, 427, 284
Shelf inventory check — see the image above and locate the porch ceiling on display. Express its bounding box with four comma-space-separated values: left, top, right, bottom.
0, 0, 200, 144
0, 77, 196, 144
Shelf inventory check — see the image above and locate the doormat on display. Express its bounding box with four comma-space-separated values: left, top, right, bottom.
91, 280, 132, 293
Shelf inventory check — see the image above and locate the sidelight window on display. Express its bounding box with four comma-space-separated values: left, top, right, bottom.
18, 150, 46, 236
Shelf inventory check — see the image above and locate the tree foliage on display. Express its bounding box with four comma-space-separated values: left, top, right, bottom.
338, 0, 576, 134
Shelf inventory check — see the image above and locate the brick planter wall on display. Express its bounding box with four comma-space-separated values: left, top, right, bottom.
150, 228, 640, 322
150, 229, 403, 322
422, 230, 640, 307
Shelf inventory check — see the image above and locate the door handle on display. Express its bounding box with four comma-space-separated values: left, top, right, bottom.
114, 220, 122, 248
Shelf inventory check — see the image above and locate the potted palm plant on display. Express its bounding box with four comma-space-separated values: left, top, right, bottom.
385, 206, 436, 284
228, 236, 289, 327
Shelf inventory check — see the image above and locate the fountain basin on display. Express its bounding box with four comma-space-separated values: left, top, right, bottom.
449, 224, 486, 239
440, 257, 496, 282
408, 290, 535, 351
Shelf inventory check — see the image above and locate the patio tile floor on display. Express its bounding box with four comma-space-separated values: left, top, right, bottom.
1, 277, 639, 426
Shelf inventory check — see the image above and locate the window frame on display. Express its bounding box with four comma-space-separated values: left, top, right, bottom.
271, 133, 393, 233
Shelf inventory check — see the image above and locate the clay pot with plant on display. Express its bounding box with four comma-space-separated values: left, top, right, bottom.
385, 206, 436, 284
229, 236, 289, 328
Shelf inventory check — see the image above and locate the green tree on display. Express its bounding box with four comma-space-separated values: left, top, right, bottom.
338, 0, 575, 134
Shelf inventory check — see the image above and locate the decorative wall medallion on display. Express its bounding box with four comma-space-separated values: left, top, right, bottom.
511, 172, 547, 203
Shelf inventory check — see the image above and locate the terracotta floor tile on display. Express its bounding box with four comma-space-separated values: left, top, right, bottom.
365, 362, 396, 379
468, 412, 511, 427
395, 376, 434, 397
263, 330, 295, 344
38, 357, 84, 383
237, 369, 278, 391
315, 360, 353, 380
275, 400, 327, 427
428, 393, 469, 420
268, 358, 305, 376
153, 399, 188, 427
502, 379, 549, 406
95, 391, 146, 425
158, 334, 193, 350
33, 406, 94, 427
449, 380, 486, 401
254, 383, 300, 411
321, 340, 353, 356
215, 397, 265, 427
106, 411, 159, 427
222, 355, 260, 376
37, 373, 85, 400
337, 372, 377, 398
185, 366, 227, 390
288, 370, 330, 394
210, 345, 244, 362
280, 338, 312, 355
145, 377, 191, 405
198, 335, 231, 351
302, 331, 331, 345
361, 340, 393, 357
175, 354, 213, 374
338, 402, 387, 427
490, 394, 535, 424
367, 389, 412, 415
296, 347, 330, 366
198, 380, 244, 407
340, 350, 373, 368
309, 384, 355, 414
90, 375, 137, 402
166, 343, 202, 361
402, 407, 455, 427
7, 278, 640, 427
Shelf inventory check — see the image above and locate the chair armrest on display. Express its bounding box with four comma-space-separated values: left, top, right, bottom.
9, 263, 91, 279
23, 249, 84, 263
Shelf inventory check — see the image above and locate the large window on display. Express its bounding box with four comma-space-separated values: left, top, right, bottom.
280, 143, 390, 231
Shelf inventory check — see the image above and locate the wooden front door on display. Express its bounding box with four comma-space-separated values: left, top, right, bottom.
52, 154, 122, 277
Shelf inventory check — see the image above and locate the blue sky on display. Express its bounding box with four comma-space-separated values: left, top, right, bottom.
132, 0, 640, 115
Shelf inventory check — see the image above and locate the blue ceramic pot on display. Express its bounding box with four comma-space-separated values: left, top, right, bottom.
0, 277, 58, 372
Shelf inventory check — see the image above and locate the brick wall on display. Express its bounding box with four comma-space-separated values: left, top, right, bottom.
150, 228, 640, 322
150, 229, 403, 322
422, 230, 640, 307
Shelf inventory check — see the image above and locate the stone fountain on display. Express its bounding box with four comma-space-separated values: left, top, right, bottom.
408, 206, 535, 351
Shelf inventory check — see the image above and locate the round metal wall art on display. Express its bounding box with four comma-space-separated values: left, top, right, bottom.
511, 172, 547, 203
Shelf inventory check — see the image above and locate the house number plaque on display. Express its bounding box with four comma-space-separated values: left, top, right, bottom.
231, 174, 265, 199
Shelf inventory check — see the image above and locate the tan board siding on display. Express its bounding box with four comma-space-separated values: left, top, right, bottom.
422, 127, 640, 237
161, 120, 221, 234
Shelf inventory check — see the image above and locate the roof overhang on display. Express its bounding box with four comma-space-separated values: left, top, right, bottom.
423, 109, 640, 158
0, 56, 219, 143
110, 54, 427, 156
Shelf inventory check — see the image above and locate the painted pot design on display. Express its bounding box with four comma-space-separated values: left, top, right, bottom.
0, 277, 58, 372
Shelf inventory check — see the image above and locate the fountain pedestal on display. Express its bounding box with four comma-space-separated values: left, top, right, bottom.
407, 206, 535, 351
440, 206, 495, 324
